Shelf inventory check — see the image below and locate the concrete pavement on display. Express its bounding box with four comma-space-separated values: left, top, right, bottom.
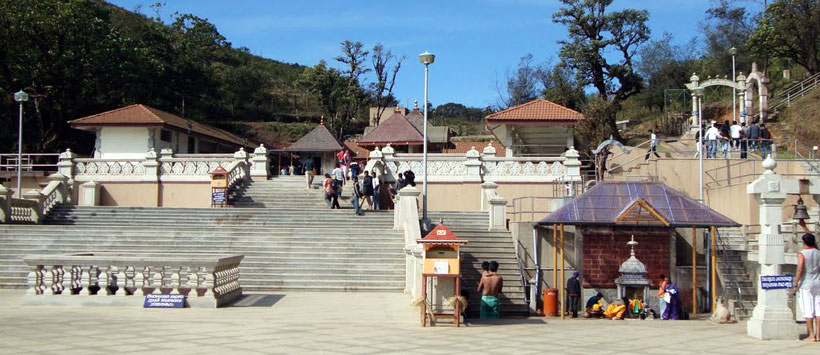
0, 290, 816, 354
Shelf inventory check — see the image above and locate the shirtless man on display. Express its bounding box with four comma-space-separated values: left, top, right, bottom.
477, 260, 503, 319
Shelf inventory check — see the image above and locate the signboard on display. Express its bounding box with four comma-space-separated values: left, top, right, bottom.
760, 274, 794, 290
211, 178, 227, 188
144, 294, 185, 308
212, 190, 227, 204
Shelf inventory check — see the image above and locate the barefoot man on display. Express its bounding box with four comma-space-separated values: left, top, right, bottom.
477, 260, 503, 319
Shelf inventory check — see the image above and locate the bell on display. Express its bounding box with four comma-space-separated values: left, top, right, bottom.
794, 198, 810, 221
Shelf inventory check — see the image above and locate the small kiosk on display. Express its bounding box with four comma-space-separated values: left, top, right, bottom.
418, 224, 468, 327
210, 166, 229, 207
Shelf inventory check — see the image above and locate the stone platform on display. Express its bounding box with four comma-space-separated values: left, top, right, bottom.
0, 290, 815, 354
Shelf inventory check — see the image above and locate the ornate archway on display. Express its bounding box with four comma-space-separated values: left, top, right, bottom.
685, 62, 770, 125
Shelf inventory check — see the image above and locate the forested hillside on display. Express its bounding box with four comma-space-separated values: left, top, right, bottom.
0, 0, 322, 154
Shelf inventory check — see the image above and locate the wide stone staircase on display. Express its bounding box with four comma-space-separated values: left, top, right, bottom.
428, 211, 530, 317
0, 205, 404, 292
231, 175, 330, 209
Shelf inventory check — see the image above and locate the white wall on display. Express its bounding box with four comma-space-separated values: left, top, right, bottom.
97, 127, 151, 159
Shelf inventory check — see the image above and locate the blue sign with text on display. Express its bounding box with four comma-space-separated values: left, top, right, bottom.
144, 294, 185, 308
212, 191, 226, 204
760, 274, 793, 290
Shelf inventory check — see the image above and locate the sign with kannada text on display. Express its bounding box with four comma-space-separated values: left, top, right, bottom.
144, 294, 185, 308
760, 274, 793, 290
212, 190, 227, 204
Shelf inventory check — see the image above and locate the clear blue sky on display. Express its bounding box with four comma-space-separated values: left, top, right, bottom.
109, 0, 747, 108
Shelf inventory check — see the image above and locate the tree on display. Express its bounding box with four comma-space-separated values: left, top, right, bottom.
333, 41, 370, 138
497, 54, 541, 108
369, 44, 404, 126
748, 0, 820, 74
700, 0, 757, 72
552, 0, 650, 140
541, 64, 587, 111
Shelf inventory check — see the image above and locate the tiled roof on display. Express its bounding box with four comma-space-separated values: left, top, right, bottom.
485, 99, 584, 122
538, 181, 740, 227
446, 141, 506, 156
405, 108, 426, 132
285, 124, 344, 152
358, 112, 425, 145
344, 141, 370, 158
69, 104, 248, 147
417, 224, 468, 245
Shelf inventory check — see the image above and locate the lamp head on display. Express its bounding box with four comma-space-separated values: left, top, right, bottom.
729, 47, 737, 56
419, 51, 435, 65
14, 90, 29, 102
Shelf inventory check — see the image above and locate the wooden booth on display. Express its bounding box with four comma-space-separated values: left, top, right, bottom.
210, 166, 228, 207
418, 224, 468, 327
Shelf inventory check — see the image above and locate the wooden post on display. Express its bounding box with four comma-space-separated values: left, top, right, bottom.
692, 227, 697, 315
710, 225, 717, 311
277, 153, 282, 176
553, 224, 557, 289
560, 224, 565, 320
421, 275, 427, 327
455, 277, 461, 327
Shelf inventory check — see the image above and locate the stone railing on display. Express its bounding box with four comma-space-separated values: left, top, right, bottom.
61, 147, 257, 183
22, 253, 244, 308
366, 142, 581, 184
0, 173, 70, 224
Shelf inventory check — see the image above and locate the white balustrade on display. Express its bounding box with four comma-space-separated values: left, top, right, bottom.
23, 253, 244, 308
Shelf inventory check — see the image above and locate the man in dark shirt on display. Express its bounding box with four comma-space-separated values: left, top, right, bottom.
566, 271, 582, 318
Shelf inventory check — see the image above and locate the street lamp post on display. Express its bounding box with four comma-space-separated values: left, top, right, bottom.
730, 47, 738, 124
695, 88, 705, 203
419, 51, 435, 229
13, 90, 29, 198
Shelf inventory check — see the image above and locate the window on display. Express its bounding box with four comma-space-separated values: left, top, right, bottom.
160, 129, 172, 142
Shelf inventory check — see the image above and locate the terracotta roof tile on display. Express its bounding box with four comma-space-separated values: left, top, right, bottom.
285, 124, 344, 152
358, 112, 425, 145
344, 141, 370, 158
69, 104, 249, 147
485, 99, 584, 122
417, 224, 468, 245
445, 141, 506, 156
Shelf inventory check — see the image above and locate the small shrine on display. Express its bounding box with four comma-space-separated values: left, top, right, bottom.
417, 223, 468, 327
614, 235, 651, 301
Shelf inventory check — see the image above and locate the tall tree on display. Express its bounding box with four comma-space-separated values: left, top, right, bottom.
497, 54, 542, 108
333, 41, 370, 138
369, 43, 404, 126
748, 0, 820, 74
552, 0, 650, 140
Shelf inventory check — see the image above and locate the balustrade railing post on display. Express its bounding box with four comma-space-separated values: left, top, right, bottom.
80, 266, 91, 295
22, 190, 45, 224
188, 266, 200, 297
170, 267, 182, 295
42, 266, 54, 296
26, 266, 40, 296
97, 265, 110, 296
114, 266, 126, 296
202, 267, 214, 298
0, 183, 11, 223
151, 266, 163, 294
133, 266, 146, 296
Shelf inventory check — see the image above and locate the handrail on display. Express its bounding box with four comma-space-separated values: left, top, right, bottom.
748, 72, 820, 122
713, 229, 747, 316
605, 139, 651, 176
515, 242, 530, 303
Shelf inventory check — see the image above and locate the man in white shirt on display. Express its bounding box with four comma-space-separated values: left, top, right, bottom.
730, 121, 742, 151
372, 169, 381, 210
704, 123, 722, 159
645, 129, 661, 160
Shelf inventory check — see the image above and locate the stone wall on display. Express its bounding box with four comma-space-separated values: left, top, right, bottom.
581, 227, 669, 289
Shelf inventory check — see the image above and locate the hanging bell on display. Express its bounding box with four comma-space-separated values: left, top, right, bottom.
794, 198, 810, 221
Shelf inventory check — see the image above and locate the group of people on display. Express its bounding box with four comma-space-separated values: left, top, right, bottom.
696, 120, 773, 159
323, 168, 380, 213
574, 273, 682, 321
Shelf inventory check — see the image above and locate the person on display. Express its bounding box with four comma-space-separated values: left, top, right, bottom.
584, 293, 604, 318
322, 174, 335, 209
760, 123, 772, 158
404, 170, 416, 187
720, 120, 731, 158
662, 278, 682, 320
603, 298, 627, 320
748, 120, 761, 152
566, 271, 581, 318
333, 164, 345, 187
597, 146, 613, 180
477, 260, 503, 319
730, 121, 742, 150
629, 297, 646, 320
372, 170, 381, 210
481, 261, 491, 279
303, 158, 315, 189
396, 173, 407, 192
793, 233, 820, 342
657, 274, 668, 316
362, 171, 374, 209
645, 130, 660, 161
704, 123, 722, 159
351, 176, 364, 216
350, 160, 359, 178
694, 124, 707, 159
739, 122, 749, 159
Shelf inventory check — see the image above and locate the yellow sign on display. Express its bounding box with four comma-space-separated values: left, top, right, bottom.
211, 176, 227, 188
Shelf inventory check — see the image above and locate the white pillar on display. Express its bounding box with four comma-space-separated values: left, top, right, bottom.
464, 147, 482, 183
746, 156, 799, 340
488, 197, 507, 231
480, 182, 499, 211
0, 183, 10, 223
80, 181, 100, 207
250, 144, 269, 180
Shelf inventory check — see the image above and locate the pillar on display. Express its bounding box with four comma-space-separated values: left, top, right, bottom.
0, 183, 10, 223
250, 144, 270, 180
464, 146, 482, 183
480, 182, 499, 211
563, 146, 582, 185
80, 181, 100, 206
746, 156, 799, 340
488, 197, 507, 231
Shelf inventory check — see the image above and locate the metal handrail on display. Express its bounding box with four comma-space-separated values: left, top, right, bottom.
605, 139, 651, 175
515, 242, 530, 303
713, 229, 747, 315
748, 72, 820, 122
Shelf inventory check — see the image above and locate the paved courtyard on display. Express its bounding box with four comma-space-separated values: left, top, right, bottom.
0, 289, 816, 354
